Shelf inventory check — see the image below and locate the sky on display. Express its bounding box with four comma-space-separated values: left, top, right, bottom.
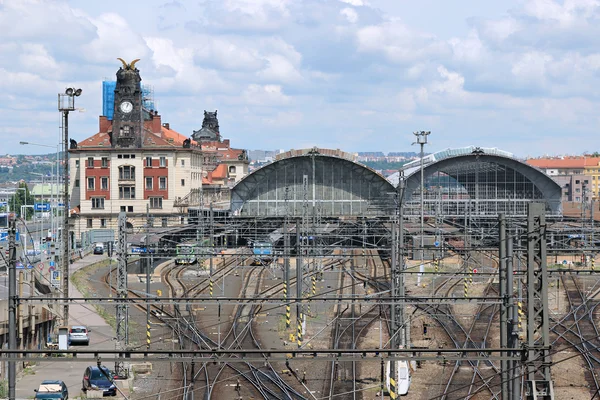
1, 0, 600, 158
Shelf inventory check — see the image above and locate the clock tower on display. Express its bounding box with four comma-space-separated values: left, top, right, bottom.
112, 58, 144, 148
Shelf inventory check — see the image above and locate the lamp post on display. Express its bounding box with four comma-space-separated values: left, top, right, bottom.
15, 187, 27, 260
20, 142, 60, 246
57, 87, 82, 327
413, 131, 430, 286
31, 172, 50, 260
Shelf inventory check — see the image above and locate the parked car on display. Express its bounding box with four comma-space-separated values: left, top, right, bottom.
34, 379, 68, 399
82, 366, 117, 396
69, 325, 90, 345
93, 242, 105, 255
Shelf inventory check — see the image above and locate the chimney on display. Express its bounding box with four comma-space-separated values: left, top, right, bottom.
152, 112, 162, 134
99, 116, 111, 133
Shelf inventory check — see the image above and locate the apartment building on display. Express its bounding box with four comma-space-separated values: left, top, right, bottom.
526, 156, 599, 201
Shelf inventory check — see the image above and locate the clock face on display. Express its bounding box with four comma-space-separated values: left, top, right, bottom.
120, 101, 133, 114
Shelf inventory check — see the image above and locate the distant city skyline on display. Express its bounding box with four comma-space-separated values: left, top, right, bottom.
1, 1, 599, 156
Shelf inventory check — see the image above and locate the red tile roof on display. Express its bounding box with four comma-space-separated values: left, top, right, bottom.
526, 157, 600, 169
76, 124, 197, 149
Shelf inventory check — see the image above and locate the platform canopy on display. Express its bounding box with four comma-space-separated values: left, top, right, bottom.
388, 146, 562, 217
231, 148, 396, 217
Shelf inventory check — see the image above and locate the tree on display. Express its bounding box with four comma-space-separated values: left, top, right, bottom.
10, 182, 35, 220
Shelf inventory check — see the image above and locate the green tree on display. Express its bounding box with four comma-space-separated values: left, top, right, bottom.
10, 182, 35, 220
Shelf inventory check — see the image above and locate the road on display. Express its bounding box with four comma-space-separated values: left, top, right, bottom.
15, 254, 118, 399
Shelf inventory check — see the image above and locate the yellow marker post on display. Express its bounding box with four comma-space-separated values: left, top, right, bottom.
389, 376, 397, 399
297, 313, 303, 348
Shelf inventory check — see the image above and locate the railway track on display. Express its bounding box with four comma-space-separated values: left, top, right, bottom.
162, 253, 308, 399
414, 253, 502, 400
551, 271, 600, 396
323, 249, 389, 400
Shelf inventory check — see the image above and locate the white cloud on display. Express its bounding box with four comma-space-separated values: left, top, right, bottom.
339, 0, 367, 6
356, 20, 450, 64
1, 0, 600, 155
341, 7, 359, 23
242, 84, 291, 105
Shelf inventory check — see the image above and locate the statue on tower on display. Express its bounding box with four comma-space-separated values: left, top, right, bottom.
192, 110, 221, 142
113, 58, 143, 148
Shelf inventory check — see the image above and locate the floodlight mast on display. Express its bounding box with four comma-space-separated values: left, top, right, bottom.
412, 131, 430, 286
57, 87, 82, 326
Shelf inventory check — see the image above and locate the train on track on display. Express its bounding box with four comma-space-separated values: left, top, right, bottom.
175, 239, 211, 266
251, 241, 273, 265
386, 360, 411, 396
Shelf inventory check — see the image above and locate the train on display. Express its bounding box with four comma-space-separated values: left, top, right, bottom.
386, 360, 411, 396
175, 239, 211, 266
252, 241, 273, 265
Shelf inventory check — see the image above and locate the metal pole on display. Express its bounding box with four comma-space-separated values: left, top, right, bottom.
8, 216, 16, 399
390, 218, 397, 398
62, 109, 70, 326
40, 173, 44, 254
284, 216, 291, 328
209, 203, 214, 276
296, 219, 303, 347
499, 214, 508, 400
400, 179, 408, 348
508, 231, 520, 400
146, 204, 151, 350
420, 141, 425, 283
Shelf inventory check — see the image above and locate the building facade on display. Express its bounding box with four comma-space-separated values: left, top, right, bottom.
69, 61, 203, 242
526, 156, 598, 201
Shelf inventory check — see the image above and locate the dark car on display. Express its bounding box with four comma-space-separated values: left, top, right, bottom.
82, 366, 117, 396
34, 379, 68, 399
93, 244, 104, 255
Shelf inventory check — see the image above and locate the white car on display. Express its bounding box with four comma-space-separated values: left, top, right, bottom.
69, 325, 90, 345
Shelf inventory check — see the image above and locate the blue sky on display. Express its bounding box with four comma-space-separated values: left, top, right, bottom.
1, 0, 599, 157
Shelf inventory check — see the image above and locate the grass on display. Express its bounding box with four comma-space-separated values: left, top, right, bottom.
71, 258, 116, 329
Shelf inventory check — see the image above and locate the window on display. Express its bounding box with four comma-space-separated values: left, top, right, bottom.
181, 159, 185, 166
118, 154, 123, 159
162, 217, 168, 227
119, 166, 135, 180
101, 157, 108, 167
120, 206, 126, 212
160, 156, 166, 167
146, 156, 152, 167
100, 219, 106, 228
576, 180, 580, 184
75, 179, 80, 188
91, 197, 104, 209
131, 154, 135, 158
119, 186, 135, 199
75, 160, 80, 167
87, 177, 95, 190
229, 166, 236, 174
181, 179, 185, 187
87, 157, 94, 167
87, 219, 93, 228
123, 126, 130, 135
149, 197, 163, 209
145, 177, 153, 190
159, 177, 167, 190
123, 154, 130, 159
101, 177, 109, 190
128, 206, 133, 212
